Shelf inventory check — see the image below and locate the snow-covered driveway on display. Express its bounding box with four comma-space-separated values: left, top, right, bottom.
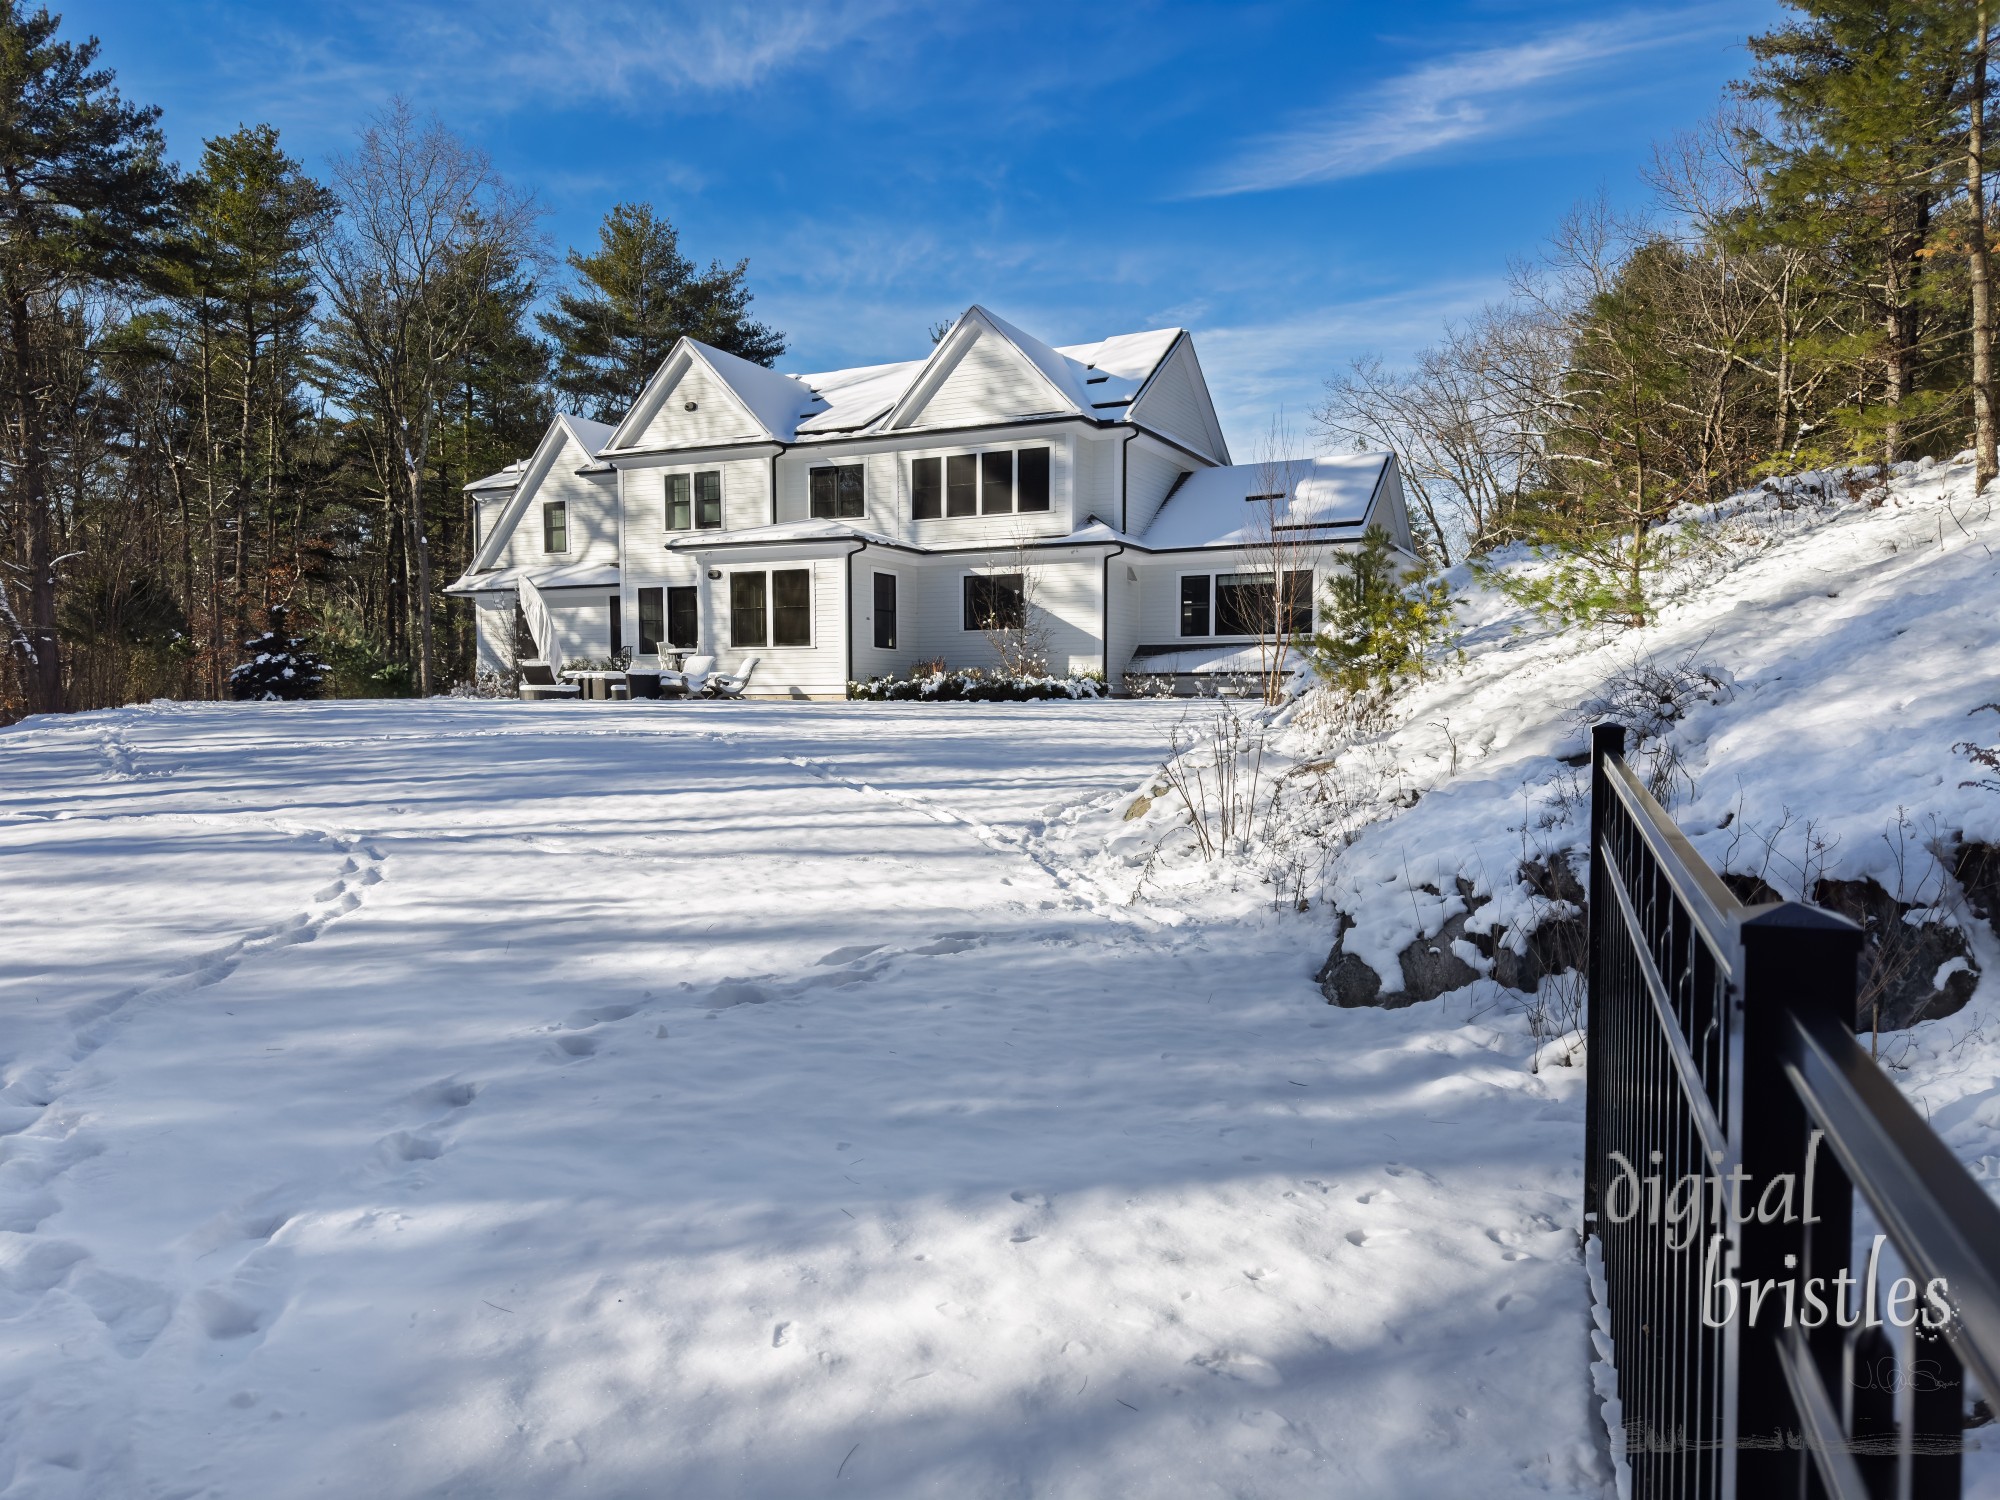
0, 700, 1603, 1499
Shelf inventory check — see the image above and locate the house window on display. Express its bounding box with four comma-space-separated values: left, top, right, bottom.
873, 572, 897, 650
912, 457, 942, 520
912, 446, 1053, 520
963, 572, 1024, 631
981, 450, 1012, 514
945, 454, 977, 517
665, 471, 722, 530
1017, 446, 1051, 511
1184, 569, 1316, 637
638, 587, 664, 654
667, 586, 698, 649
1179, 575, 1211, 637
809, 464, 864, 519
772, 569, 811, 646
542, 501, 567, 552
729, 569, 812, 648
609, 596, 623, 657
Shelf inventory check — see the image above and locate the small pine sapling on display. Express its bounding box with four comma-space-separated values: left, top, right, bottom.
229, 604, 327, 701
1307, 526, 1455, 695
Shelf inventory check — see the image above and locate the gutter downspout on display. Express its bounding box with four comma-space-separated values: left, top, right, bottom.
769, 444, 786, 526
1100, 542, 1127, 695
1119, 430, 1137, 534
842, 537, 868, 697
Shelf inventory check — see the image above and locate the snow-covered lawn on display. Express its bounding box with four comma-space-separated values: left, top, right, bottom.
0, 699, 1604, 1499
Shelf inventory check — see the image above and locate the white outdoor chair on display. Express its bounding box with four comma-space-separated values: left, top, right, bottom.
703, 656, 759, 699
658, 653, 716, 697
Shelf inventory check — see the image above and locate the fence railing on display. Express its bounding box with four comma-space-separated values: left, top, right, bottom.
1585, 722, 2000, 1500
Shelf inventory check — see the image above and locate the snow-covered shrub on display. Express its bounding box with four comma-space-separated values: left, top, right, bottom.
848, 667, 1104, 702
229, 606, 326, 702
1569, 644, 1732, 805
561, 653, 632, 673
449, 670, 520, 699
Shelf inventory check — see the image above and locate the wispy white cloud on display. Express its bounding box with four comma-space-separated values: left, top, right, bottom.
1193, 9, 1738, 197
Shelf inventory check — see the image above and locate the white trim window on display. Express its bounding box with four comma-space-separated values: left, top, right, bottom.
911, 446, 1051, 520
667, 470, 724, 531
1178, 568, 1313, 638
809, 464, 865, 519
542, 501, 568, 553
728, 567, 813, 648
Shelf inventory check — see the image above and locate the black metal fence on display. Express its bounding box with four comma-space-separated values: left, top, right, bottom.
1585, 723, 2000, 1499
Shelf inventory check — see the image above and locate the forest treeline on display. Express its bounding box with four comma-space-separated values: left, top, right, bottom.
0, 5, 782, 720
1321, 1, 2000, 627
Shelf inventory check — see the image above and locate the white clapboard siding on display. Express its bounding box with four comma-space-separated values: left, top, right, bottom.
1131, 553, 1354, 646
539, 588, 620, 664
904, 326, 1071, 429
635, 359, 768, 451
908, 551, 1106, 676
1129, 339, 1229, 465
623, 456, 772, 544
849, 553, 919, 685
474, 595, 516, 674
702, 553, 849, 699
1125, 445, 1189, 538
496, 435, 619, 569
1102, 555, 1141, 687
1070, 431, 1120, 529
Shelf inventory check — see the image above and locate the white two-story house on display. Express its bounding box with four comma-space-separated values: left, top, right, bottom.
446, 304, 1416, 697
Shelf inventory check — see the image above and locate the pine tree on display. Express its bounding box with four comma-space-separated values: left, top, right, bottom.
228, 603, 325, 700
538, 203, 784, 420
0, 2, 173, 714
1739, 1, 1969, 463
1308, 527, 1454, 695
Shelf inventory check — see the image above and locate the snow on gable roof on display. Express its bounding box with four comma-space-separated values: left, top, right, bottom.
464, 460, 528, 494
793, 358, 927, 434
465, 413, 613, 572
1052, 327, 1182, 412
558, 412, 617, 459
692, 341, 819, 439
1141, 453, 1393, 550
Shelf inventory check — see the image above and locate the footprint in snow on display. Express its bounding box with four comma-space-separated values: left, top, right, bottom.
406, 1078, 478, 1114
546, 1033, 599, 1061
816, 943, 884, 966
1010, 1190, 1049, 1208
772, 1321, 792, 1347
563, 1002, 638, 1029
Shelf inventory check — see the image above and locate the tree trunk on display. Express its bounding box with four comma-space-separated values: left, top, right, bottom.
1971, 5, 1997, 487
8, 286, 61, 713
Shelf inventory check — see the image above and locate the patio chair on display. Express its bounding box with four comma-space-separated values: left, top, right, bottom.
703, 656, 759, 698
659, 653, 716, 696
516, 659, 580, 702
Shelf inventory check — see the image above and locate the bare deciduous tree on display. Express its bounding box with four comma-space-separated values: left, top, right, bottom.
315, 101, 544, 695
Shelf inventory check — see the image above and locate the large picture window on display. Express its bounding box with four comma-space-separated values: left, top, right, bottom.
963, 572, 1025, 631
729, 569, 812, 648
1181, 569, 1314, 638
911, 446, 1052, 522
809, 465, 865, 519
667, 471, 723, 530
542, 501, 567, 552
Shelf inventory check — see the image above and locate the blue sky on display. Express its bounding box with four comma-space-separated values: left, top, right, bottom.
72, 0, 1775, 453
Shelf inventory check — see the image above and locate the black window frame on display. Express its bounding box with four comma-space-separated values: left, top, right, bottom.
638, 587, 665, 654
912, 456, 942, 520
1016, 446, 1051, 512
695, 470, 723, 530
771, 568, 812, 647
809, 464, 865, 520
1281, 568, 1314, 636
729, 571, 768, 648
608, 596, 623, 657
963, 572, 1025, 632
980, 450, 1013, 514
872, 571, 897, 650
542, 500, 568, 553
666, 586, 699, 649
1213, 572, 1278, 638
1179, 575, 1212, 638
666, 473, 691, 531
945, 454, 978, 517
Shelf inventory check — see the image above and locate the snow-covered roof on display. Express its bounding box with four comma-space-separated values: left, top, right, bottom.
1141, 454, 1392, 550
610, 307, 1188, 453
465, 460, 528, 494
1127, 643, 1308, 675
463, 415, 616, 491
443, 561, 621, 596
558, 413, 618, 461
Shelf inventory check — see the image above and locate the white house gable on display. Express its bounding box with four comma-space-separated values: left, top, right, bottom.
892, 321, 1078, 432
632, 356, 769, 451
1129, 338, 1229, 466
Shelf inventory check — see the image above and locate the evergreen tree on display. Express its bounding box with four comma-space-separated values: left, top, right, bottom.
1739, 1, 1969, 463
1308, 526, 1454, 695
0, 2, 173, 715
538, 203, 784, 420
228, 603, 325, 700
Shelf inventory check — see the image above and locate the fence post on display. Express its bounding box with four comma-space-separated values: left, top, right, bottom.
1583, 721, 1625, 1236
1734, 903, 1863, 1489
